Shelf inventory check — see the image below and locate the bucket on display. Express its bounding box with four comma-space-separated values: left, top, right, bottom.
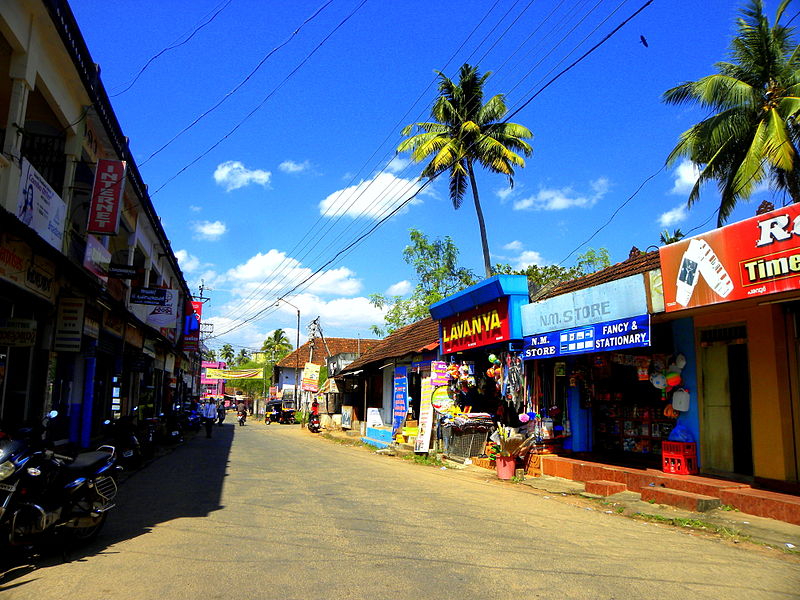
495, 455, 516, 480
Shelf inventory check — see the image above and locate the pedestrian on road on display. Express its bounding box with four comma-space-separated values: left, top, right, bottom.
237, 400, 246, 426
202, 399, 218, 438
217, 402, 226, 426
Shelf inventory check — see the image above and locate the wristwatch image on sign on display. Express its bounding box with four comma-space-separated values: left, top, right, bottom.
675, 238, 733, 307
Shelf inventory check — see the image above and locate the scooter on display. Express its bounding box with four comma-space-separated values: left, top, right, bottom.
103, 416, 143, 470
237, 411, 246, 426
0, 411, 120, 551
308, 413, 321, 433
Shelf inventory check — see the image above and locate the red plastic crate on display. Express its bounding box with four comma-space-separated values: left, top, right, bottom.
662, 441, 697, 456
662, 453, 698, 475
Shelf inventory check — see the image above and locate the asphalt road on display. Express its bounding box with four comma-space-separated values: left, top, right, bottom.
2, 422, 799, 600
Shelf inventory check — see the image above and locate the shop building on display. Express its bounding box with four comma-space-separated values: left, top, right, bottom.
0, 1, 199, 446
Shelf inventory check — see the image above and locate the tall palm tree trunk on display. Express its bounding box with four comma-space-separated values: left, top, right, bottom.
467, 161, 493, 278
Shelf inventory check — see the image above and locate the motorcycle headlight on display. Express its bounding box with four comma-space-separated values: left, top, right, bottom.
0, 460, 15, 481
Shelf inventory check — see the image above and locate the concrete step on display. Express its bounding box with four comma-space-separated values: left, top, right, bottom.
640, 487, 721, 512
719, 487, 800, 525
585, 480, 627, 497
645, 469, 749, 498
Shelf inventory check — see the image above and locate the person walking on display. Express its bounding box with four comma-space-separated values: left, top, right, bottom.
217, 402, 226, 426
202, 398, 218, 438
236, 400, 246, 426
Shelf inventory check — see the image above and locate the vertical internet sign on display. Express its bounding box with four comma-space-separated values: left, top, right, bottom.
88, 159, 126, 235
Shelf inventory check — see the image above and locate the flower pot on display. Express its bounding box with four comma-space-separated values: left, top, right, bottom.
495, 455, 516, 480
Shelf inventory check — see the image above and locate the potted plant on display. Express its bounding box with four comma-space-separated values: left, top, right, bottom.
494, 425, 535, 479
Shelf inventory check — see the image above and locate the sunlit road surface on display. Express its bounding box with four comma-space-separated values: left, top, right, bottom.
2, 423, 798, 600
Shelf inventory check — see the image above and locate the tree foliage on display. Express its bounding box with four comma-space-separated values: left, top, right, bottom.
219, 344, 235, 365
397, 63, 533, 276
663, 0, 800, 225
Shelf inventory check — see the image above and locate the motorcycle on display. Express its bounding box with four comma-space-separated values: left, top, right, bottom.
160, 413, 183, 444
308, 413, 321, 433
0, 411, 120, 551
103, 416, 143, 470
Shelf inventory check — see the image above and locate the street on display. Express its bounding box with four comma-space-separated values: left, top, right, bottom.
2, 423, 798, 600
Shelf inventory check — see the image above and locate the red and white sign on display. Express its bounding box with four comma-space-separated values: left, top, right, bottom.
182, 300, 203, 351
440, 298, 510, 354
88, 159, 126, 235
660, 203, 800, 312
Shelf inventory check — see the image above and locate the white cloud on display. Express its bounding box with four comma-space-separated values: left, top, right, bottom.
279, 160, 310, 174
192, 220, 227, 241
386, 156, 410, 174
175, 249, 201, 272
514, 250, 545, 269
319, 172, 424, 219
513, 177, 608, 211
496, 185, 514, 201
658, 204, 689, 227
213, 160, 271, 191
189, 205, 202, 212
670, 159, 700, 195
385, 280, 412, 296
503, 240, 523, 252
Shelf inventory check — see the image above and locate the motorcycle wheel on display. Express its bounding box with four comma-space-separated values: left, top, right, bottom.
70, 513, 107, 543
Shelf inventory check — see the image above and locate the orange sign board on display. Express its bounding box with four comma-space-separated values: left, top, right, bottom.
659, 203, 800, 312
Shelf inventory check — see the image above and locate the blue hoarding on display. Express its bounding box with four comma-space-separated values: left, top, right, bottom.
522, 315, 650, 360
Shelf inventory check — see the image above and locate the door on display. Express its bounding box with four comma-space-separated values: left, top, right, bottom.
700, 326, 753, 476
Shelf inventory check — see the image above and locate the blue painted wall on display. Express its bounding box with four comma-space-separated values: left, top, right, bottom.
671, 317, 701, 465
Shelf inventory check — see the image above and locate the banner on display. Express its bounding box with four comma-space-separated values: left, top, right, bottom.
205, 368, 263, 380
145, 289, 178, 329
182, 300, 202, 351
54, 298, 85, 352
83, 235, 111, 283
16, 158, 66, 251
414, 376, 435, 453
660, 203, 800, 311
131, 287, 169, 306
392, 366, 408, 434
301, 362, 321, 392
523, 315, 650, 360
87, 159, 126, 235
0, 318, 37, 347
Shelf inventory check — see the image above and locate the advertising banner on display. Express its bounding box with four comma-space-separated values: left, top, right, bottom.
16, 158, 66, 251
441, 298, 510, 354
182, 300, 202, 351
87, 159, 126, 235
392, 366, 408, 434
414, 376, 435, 453
521, 274, 648, 336
83, 235, 111, 283
660, 203, 800, 311
130, 287, 168, 306
301, 362, 321, 392
0, 318, 37, 347
430, 361, 449, 386
523, 315, 650, 360
145, 289, 178, 330
205, 368, 263, 380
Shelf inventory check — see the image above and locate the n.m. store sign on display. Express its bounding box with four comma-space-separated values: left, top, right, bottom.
441, 298, 510, 354
659, 203, 800, 311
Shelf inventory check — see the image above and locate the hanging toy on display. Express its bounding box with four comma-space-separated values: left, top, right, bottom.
518, 411, 538, 423
488, 353, 501, 365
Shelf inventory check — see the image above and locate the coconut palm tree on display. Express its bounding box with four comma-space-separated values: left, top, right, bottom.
397, 63, 533, 277
235, 348, 250, 366
663, 0, 800, 226
219, 343, 235, 365
659, 228, 686, 245
261, 329, 293, 362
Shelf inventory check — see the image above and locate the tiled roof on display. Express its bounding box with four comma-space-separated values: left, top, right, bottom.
540, 251, 660, 300
275, 337, 381, 369
339, 317, 440, 374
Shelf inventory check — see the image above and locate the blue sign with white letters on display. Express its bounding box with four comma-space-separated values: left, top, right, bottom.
522, 315, 650, 360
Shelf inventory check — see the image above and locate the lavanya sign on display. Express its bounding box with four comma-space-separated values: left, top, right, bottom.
440, 298, 509, 354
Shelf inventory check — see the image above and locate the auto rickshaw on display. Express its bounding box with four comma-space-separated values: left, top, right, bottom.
266, 399, 295, 424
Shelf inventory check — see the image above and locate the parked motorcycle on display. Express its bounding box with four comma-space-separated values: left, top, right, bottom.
0, 411, 120, 551
308, 413, 321, 433
160, 413, 184, 444
103, 416, 143, 470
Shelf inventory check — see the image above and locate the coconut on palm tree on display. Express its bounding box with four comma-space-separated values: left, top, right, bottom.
663, 0, 800, 226
398, 63, 533, 277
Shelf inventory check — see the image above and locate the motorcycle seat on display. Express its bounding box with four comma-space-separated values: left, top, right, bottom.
66, 451, 112, 472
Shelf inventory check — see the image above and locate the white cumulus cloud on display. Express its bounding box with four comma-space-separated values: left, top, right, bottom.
514, 177, 608, 211
514, 250, 545, 269
503, 240, 523, 252
192, 220, 227, 241
670, 159, 700, 195
214, 160, 271, 191
386, 156, 410, 174
175, 249, 201, 272
279, 160, 310, 174
319, 172, 424, 219
385, 280, 412, 296
659, 204, 689, 227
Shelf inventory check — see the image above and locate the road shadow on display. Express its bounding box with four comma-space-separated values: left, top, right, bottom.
0, 421, 235, 589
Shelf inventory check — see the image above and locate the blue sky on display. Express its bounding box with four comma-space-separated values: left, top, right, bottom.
69, 0, 778, 352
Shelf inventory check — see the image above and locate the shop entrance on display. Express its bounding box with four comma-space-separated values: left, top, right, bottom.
699, 326, 753, 477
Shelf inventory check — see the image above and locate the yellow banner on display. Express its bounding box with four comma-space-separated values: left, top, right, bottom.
301, 362, 320, 392
205, 368, 263, 380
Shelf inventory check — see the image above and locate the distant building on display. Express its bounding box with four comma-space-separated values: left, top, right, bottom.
201, 361, 227, 399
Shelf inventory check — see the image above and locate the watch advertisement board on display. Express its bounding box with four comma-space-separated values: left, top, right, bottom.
660, 203, 800, 311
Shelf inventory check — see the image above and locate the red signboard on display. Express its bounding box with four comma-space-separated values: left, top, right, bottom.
660, 203, 800, 312
88, 159, 126, 235
441, 298, 510, 354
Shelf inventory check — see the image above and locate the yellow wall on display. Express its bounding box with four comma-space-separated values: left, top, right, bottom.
695, 304, 797, 482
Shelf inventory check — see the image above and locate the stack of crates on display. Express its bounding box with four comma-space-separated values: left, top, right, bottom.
662, 441, 698, 475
